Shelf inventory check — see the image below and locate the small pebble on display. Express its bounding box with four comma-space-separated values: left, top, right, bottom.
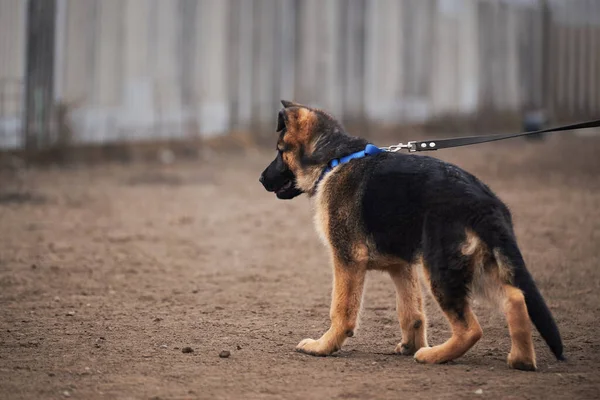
66, 311, 75, 316
182, 347, 194, 354
219, 350, 230, 358
63, 391, 71, 398
160, 344, 168, 349
236, 345, 242, 350
474, 389, 483, 395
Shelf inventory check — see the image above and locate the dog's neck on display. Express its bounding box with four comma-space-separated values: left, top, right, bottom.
296, 133, 368, 197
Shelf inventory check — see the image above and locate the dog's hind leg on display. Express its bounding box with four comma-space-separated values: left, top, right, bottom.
414, 220, 483, 364
414, 241, 483, 363
296, 256, 367, 356
414, 293, 482, 364
502, 284, 536, 371
389, 263, 428, 355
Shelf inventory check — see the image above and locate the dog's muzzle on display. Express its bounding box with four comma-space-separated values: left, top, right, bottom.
260, 157, 302, 200
259, 173, 301, 200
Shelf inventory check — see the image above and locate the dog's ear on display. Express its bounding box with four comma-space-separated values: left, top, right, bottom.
281, 100, 304, 108
276, 110, 286, 132
278, 100, 306, 131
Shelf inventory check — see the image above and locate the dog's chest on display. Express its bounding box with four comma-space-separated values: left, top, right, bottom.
311, 187, 330, 247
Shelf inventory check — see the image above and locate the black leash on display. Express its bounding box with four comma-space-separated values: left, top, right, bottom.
383, 118, 600, 153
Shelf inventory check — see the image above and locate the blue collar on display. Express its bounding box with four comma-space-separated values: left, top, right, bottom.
316, 144, 384, 187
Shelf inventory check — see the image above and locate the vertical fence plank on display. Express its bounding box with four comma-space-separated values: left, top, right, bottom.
575, 3, 584, 118
120, 0, 152, 142
251, 0, 276, 132
271, 0, 283, 119
495, 2, 509, 110
532, 3, 544, 110
323, 0, 342, 116
595, 1, 600, 115
363, 0, 377, 120
457, 0, 479, 115
506, 4, 520, 111
24, 0, 56, 150
567, 5, 577, 117
342, 0, 365, 123
364, 0, 402, 123
477, 0, 493, 111
180, 0, 198, 121
592, 1, 600, 115
232, 0, 254, 131
295, 0, 320, 105
0, 0, 27, 149
278, 0, 296, 104
554, 6, 566, 117
585, 0, 598, 116
94, 0, 125, 142
541, 0, 555, 114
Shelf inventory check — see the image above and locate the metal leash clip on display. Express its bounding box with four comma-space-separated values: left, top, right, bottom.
382, 141, 417, 153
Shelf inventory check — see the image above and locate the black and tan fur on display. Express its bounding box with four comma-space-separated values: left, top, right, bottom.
259, 101, 564, 370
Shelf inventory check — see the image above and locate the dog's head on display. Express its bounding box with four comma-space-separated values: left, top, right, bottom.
259, 100, 348, 199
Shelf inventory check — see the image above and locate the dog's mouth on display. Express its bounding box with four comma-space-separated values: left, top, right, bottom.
277, 180, 293, 193
274, 179, 302, 199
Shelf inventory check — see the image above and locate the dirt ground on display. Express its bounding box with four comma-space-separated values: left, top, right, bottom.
1, 134, 600, 400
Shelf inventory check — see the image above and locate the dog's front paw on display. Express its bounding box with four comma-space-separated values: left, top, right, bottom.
296, 338, 337, 356
395, 342, 416, 356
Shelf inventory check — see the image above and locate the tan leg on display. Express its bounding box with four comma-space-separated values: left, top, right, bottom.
414, 304, 482, 364
296, 258, 366, 356
503, 284, 537, 371
389, 266, 428, 355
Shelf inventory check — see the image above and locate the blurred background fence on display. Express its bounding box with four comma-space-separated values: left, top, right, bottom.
0, 0, 599, 152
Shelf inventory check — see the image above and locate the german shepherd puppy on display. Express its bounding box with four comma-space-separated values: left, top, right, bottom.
259, 100, 564, 370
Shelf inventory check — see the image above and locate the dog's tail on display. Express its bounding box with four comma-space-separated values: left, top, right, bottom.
475, 222, 565, 361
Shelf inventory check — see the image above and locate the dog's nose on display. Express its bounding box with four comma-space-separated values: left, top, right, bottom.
259, 175, 265, 184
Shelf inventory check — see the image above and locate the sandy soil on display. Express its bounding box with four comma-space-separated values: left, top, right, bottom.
1, 134, 599, 400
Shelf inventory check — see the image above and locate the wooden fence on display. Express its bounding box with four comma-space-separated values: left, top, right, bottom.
0, 0, 599, 150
